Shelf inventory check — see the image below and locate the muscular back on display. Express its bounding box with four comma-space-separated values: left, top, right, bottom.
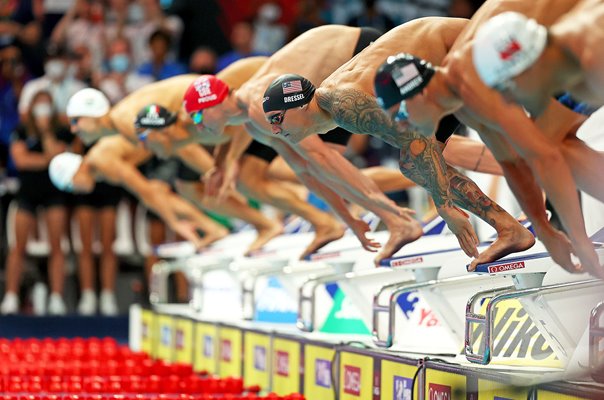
238, 25, 362, 131
321, 17, 468, 94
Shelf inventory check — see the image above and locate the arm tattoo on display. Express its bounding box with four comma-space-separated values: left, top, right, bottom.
316, 88, 402, 147
446, 166, 504, 228
398, 132, 454, 209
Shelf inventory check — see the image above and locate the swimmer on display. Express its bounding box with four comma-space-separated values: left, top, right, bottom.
373, 0, 604, 276
261, 17, 534, 268
67, 84, 283, 256
184, 25, 422, 265
49, 138, 228, 250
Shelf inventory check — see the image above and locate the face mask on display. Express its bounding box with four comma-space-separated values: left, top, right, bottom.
128, 3, 144, 23
110, 54, 130, 73
259, 4, 281, 22
32, 103, 53, 118
45, 60, 65, 79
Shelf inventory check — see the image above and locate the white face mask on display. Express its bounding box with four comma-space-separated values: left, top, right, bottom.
258, 3, 281, 22
45, 60, 66, 80
32, 102, 53, 118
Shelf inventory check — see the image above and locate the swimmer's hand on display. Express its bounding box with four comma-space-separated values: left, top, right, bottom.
204, 163, 239, 202
438, 205, 479, 258
349, 219, 381, 253
538, 228, 582, 274
171, 219, 204, 250
570, 235, 604, 279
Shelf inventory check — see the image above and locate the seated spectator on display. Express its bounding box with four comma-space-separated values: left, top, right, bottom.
1, 44, 31, 178
216, 21, 267, 72
137, 29, 186, 81
188, 46, 217, 75
18, 45, 86, 123
99, 37, 152, 104
346, 0, 395, 32
1, 90, 71, 315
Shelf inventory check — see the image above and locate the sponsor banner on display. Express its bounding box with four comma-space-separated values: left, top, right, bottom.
425, 369, 466, 400
320, 287, 371, 335
272, 338, 301, 396
243, 331, 271, 390
476, 379, 528, 399
174, 318, 194, 365
390, 256, 424, 268
339, 352, 373, 400
465, 299, 563, 368
140, 309, 155, 356
487, 261, 525, 274
218, 327, 242, 378
155, 314, 174, 362
304, 344, 336, 400
254, 277, 298, 324
380, 360, 417, 400
536, 391, 587, 400
194, 322, 218, 374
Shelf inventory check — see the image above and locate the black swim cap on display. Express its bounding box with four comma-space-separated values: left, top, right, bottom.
263, 74, 316, 113
134, 104, 177, 129
374, 53, 435, 109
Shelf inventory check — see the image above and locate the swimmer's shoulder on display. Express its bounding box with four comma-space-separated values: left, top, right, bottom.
218, 57, 269, 88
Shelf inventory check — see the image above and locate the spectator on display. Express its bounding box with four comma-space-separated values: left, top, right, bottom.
50, 0, 105, 69
72, 138, 122, 316
99, 36, 152, 103
216, 21, 265, 72
289, 0, 328, 41
188, 46, 217, 75
70, 45, 95, 86
346, 0, 395, 32
252, 2, 288, 55
0, 44, 30, 178
0, 90, 71, 315
166, 0, 230, 63
137, 29, 186, 81
19, 45, 86, 123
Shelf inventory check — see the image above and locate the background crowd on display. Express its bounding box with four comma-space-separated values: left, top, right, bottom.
0, 0, 485, 316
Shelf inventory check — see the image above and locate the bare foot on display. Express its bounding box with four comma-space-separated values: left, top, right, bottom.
374, 216, 424, 266
468, 223, 535, 271
299, 221, 346, 260
198, 226, 229, 249
244, 221, 283, 256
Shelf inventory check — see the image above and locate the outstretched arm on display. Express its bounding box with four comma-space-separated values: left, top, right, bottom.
296, 135, 404, 216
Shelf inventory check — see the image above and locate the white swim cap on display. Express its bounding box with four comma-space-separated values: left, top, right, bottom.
472, 12, 547, 88
49, 152, 83, 192
66, 88, 110, 118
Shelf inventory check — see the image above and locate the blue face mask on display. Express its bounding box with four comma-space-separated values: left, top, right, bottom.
109, 54, 130, 73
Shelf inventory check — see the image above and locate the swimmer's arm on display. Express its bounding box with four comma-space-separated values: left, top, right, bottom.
297, 135, 403, 216
498, 107, 589, 243
175, 144, 215, 174
442, 136, 503, 175
218, 126, 254, 168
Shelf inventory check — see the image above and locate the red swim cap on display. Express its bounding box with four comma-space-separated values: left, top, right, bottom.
183, 75, 229, 113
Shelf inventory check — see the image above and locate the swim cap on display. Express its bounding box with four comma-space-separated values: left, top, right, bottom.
472, 12, 547, 88
66, 88, 110, 118
374, 53, 435, 109
183, 75, 229, 113
49, 152, 83, 192
134, 104, 177, 129
262, 74, 315, 113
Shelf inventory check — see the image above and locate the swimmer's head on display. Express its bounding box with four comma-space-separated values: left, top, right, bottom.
134, 104, 178, 158
262, 74, 316, 142
183, 75, 229, 135
67, 88, 111, 145
49, 152, 94, 193
375, 53, 438, 136
473, 12, 547, 91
